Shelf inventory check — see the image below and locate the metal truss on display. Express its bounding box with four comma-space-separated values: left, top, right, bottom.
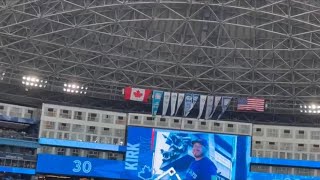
1, 0, 320, 115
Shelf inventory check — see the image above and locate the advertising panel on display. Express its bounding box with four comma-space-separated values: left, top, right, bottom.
37, 154, 127, 179
125, 126, 251, 180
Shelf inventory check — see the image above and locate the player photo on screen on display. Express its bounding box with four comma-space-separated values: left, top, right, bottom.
152, 129, 243, 180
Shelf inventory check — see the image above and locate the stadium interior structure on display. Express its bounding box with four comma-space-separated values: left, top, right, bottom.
1, 0, 320, 179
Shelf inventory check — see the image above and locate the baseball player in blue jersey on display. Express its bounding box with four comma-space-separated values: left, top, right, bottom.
185, 139, 217, 180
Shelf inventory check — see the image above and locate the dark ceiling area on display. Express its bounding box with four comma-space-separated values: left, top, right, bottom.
1, 0, 320, 125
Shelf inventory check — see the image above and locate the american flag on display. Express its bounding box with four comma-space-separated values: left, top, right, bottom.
237, 98, 265, 112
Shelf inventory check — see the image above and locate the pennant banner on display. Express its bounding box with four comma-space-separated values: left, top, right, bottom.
170, 93, 178, 116
162, 92, 171, 116
192, 94, 200, 107
205, 96, 214, 120
175, 93, 185, 115
210, 96, 222, 118
183, 93, 193, 117
197, 95, 207, 119
152, 90, 163, 116
218, 96, 232, 120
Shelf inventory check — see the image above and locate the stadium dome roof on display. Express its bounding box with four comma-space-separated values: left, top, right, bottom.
1, 0, 320, 116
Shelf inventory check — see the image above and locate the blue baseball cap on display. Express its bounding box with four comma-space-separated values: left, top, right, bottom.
192, 138, 208, 148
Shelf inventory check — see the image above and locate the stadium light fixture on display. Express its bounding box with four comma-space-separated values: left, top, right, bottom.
22, 76, 47, 88
63, 83, 88, 94
0, 72, 5, 80
300, 104, 320, 114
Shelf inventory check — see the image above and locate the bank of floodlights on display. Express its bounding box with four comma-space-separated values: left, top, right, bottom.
0, 72, 5, 80
63, 83, 88, 94
22, 76, 47, 88
299, 104, 320, 114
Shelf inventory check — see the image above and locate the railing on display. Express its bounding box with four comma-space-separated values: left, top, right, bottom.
9, 112, 22, 118
0, 152, 36, 161
266, 145, 278, 150
296, 134, 307, 139
0, 110, 6, 115
0, 157, 36, 168
266, 132, 279, 138
253, 131, 264, 136
88, 117, 99, 122
253, 144, 264, 149
280, 144, 293, 151
310, 147, 320, 153
58, 126, 70, 131
44, 125, 54, 129
280, 133, 293, 138
72, 127, 84, 132
114, 131, 125, 137
296, 146, 307, 152
59, 113, 71, 119
87, 129, 97, 134
0, 130, 38, 141
101, 130, 113, 136
116, 119, 126, 125
74, 115, 84, 120
45, 111, 56, 117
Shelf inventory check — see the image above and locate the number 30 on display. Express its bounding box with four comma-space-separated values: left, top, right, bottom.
72, 160, 92, 173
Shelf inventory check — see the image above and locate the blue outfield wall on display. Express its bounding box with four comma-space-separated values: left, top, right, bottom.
33, 154, 320, 180
38, 138, 126, 152
0, 166, 35, 175
36, 154, 129, 179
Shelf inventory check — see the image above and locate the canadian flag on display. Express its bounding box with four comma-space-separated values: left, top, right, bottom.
124, 86, 152, 102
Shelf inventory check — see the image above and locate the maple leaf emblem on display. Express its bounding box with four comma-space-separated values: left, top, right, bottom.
138, 165, 153, 180
134, 90, 143, 98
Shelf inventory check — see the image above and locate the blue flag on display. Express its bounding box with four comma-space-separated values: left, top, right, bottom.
152, 90, 163, 116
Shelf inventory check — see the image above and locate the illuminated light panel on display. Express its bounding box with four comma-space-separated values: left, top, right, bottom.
22, 75, 47, 88
63, 83, 88, 94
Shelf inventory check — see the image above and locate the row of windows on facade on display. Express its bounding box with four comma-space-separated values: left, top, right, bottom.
41, 130, 125, 145
139, 115, 239, 127
46, 108, 124, 121
253, 141, 320, 150
252, 150, 320, 161
130, 116, 251, 135
137, 115, 244, 128
251, 165, 320, 176
0, 105, 34, 118
43, 121, 125, 135
42, 147, 123, 160
254, 128, 320, 139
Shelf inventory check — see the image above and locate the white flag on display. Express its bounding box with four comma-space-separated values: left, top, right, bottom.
210, 96, 222, 118
197, 95, 207, 119
162, 92, 170, 116
175, 93, 185, 115
184, 94, 193, 117
218, 96, 232, 120
205, 96, 214, 120
170, 93, 178, 116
